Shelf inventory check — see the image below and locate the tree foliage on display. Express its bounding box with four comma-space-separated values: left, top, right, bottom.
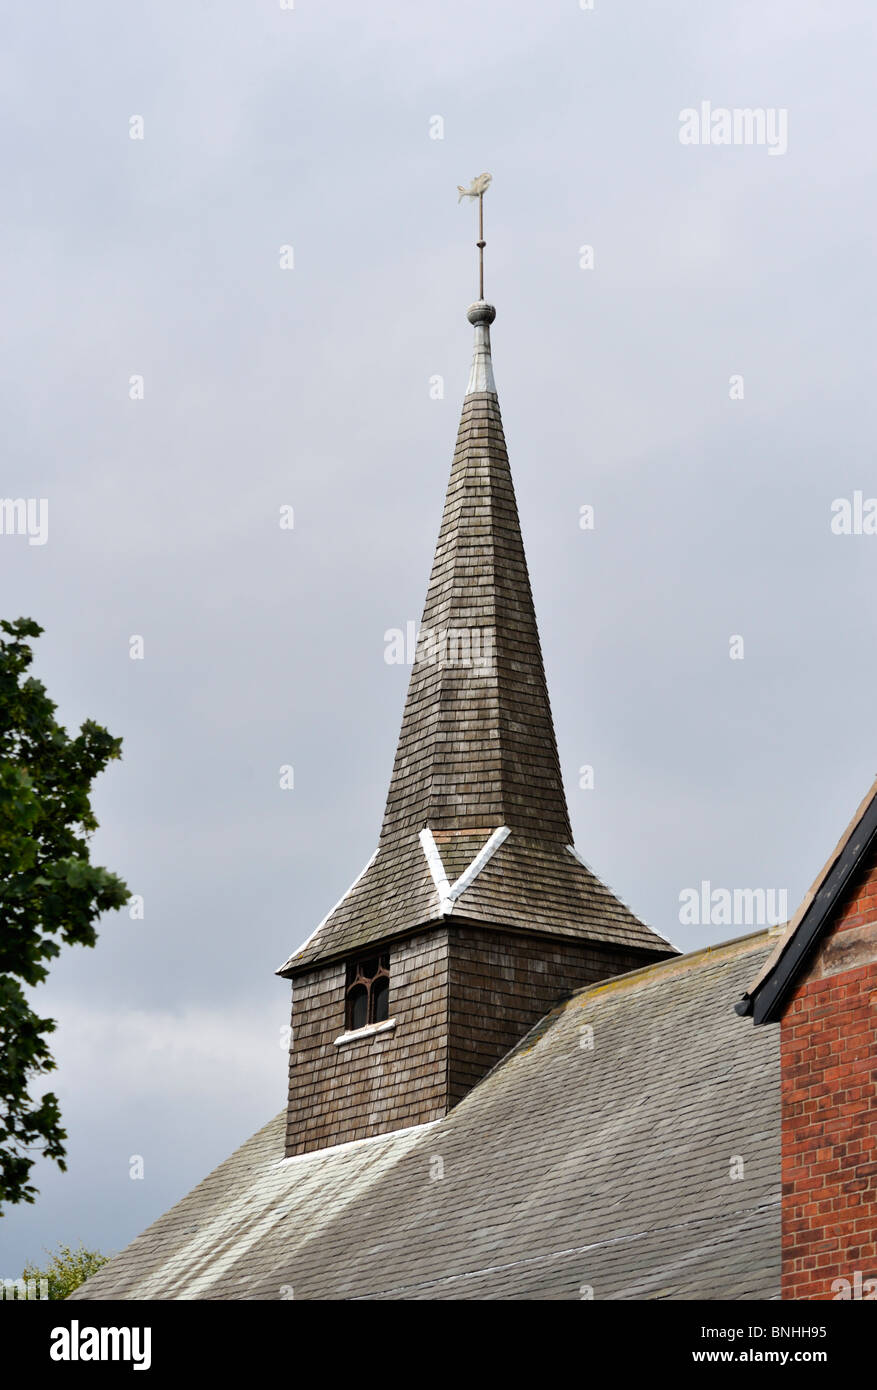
0, 618, 130, 1211
21, 1241, 111, 1299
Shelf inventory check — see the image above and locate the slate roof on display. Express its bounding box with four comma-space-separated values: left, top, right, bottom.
74, 930, 780, 1301
279, 310, 673, 975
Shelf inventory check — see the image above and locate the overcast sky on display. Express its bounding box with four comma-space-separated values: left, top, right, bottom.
2, 0, 876, 1275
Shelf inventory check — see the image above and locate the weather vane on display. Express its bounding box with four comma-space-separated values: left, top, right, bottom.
457, 172, 492, 301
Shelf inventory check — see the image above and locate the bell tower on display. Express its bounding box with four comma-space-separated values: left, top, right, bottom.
277, 183, 675, 1156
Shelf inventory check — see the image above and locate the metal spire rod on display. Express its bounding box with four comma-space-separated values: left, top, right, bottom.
456, 172, 492, 300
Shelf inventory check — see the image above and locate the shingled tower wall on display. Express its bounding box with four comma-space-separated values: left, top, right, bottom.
278, 298, 675, 1156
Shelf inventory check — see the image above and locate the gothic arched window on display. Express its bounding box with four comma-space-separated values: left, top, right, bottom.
345, 953, 390, 1030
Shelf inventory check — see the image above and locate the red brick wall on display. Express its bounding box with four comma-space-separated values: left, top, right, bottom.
781, 850, 877, 1300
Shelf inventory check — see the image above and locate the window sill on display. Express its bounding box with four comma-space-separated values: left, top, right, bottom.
333, 1018, 397, 1048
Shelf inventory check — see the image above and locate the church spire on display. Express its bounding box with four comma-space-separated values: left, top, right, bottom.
277, 184, 674, 1157
377, 293, 572, 849
278, 185, 673, 977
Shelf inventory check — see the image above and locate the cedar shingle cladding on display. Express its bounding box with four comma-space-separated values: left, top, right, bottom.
285, 931, 450, 1156
279, 384, 673, 976
278, 341, 674, 1154
73, 933, 780, 1301
446, 926, 650, 1106
283, 834, 668, 973
285, 924, 653, 1156
381, 392, 570, 844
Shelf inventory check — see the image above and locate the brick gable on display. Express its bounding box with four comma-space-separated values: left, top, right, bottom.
780, 843, 877, 1299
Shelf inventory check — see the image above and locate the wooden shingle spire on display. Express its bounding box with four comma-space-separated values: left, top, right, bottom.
380, 300, 571, 848
279, 217, 674, 977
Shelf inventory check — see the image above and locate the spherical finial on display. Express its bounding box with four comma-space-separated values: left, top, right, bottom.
467, 300, 496, 326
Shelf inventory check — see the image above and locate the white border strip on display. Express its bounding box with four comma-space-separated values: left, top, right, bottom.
277, 848, 379, 970
419, 827, 452, 912
276, 1118, 439, 1167
566, 844, 678, 951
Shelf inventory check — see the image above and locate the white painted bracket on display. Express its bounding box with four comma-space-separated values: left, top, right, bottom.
419, 825, 510, 915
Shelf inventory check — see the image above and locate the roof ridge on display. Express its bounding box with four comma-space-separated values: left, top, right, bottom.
569, 927, 774, 1004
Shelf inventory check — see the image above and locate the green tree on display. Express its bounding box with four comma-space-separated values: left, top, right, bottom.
0, 618, 130, 1212
21, 1241, 111, 1299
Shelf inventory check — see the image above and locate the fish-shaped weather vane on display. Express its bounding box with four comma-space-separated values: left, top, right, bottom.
457, 172, 492, 300
457, 172, 492, 204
